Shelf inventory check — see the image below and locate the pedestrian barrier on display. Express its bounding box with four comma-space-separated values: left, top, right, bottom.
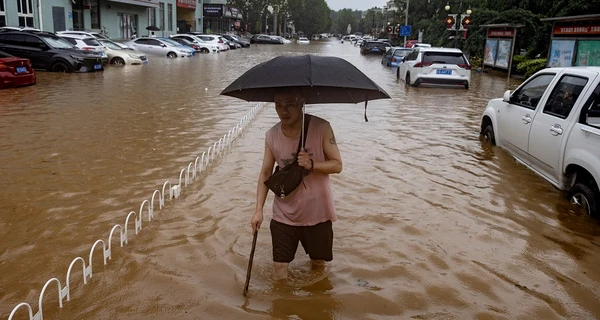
6, 102, 267, 320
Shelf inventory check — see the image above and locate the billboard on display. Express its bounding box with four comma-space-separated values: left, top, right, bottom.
548, 40, 575, 67
484, 39, 498, 66
575, 40, 600, 66
495, 39, 512, 69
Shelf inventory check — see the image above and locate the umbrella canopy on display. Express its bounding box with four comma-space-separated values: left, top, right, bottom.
146, 26, 161, 31
220, 55, 390, 105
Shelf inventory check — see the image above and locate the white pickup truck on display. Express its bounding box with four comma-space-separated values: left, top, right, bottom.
480, 67, 600, 218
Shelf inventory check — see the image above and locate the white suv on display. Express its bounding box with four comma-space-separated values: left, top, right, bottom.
59, 33, 108, 64
57, 30, 109, 40
187, 33, 229, 51
169, 34, 219, 53
397, 47, 471, 89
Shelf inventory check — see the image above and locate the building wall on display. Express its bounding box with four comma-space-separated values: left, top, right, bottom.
101, 1, 148, 39
43, 0, 74, 32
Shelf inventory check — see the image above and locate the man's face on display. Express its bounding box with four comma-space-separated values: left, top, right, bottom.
274, 93, 303, 126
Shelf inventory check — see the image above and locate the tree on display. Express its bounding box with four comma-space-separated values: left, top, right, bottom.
288, 0, 331, 37
333, 9, 358, 35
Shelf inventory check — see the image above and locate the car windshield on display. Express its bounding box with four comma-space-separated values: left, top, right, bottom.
161, 38, 181, 46
41, 35, 75, 49
83, 38, 102, 46
394, 49, 411, 57
423, 52, 466, 64
99, 40, 124, 50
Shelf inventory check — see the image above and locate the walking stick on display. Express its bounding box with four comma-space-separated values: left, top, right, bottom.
243, 230, 258, 296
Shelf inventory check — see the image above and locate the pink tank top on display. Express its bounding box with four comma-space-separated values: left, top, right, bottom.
265, 115, 337, 226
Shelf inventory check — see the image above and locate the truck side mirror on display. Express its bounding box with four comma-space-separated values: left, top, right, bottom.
503, 90, 511, 103
586, 109, 600, 127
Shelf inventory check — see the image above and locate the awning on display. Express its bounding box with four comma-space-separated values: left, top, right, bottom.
108, 0, 159, 8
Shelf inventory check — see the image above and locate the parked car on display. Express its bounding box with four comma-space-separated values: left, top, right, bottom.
59, 33, 109, 64
480, 67, 600, 217
0, 50, 36, 89
250, 34, 283, 44
169, 37, 203, 53
97, 39, 148, 65
297, 37, 310, 44
0, 31, 104, 72
122, 37, 194, 58
381, 47, 412, 67
397, 47, 471, 88
360, 41, 388, 55
170, 34, 219, 53
56, 30, 109, 40
220, 34, 250, 48
187, 33, 229, 51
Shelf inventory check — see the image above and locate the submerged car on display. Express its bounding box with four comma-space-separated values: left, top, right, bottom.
382, 47, 412, 67
122, 37, 193, 58
397, 47, 471, 88
0, 50, 36, 89
97, 39, 148, 65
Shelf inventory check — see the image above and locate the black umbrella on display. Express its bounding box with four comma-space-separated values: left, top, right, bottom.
146, 26, 160, 31
220, 54, 390, 122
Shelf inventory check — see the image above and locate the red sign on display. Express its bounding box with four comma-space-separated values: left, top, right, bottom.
553, 25, 600, 35
487, 29, 515, 37
177, 0, 195, 9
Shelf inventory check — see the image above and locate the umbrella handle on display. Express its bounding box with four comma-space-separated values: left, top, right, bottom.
243, 231, 258, 296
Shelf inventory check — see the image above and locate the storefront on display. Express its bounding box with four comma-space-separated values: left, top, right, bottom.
175, 0, 194, 33
202, 3, 242, 34
541, 14, 600, 67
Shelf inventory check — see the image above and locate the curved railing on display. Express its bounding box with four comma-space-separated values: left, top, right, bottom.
6, 102, 266, 320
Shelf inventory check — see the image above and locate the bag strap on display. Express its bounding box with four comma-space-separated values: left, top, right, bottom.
295, 114, 312, 159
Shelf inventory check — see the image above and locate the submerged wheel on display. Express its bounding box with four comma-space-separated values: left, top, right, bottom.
396, 68, 400, 80
111, 57, 125, 65
481, 124, 495, 145
51, 62, 70, 72
405, 74, 411, 86
568, 183, 599, 218
167, 52, 177, 58
201, 48, 209, 53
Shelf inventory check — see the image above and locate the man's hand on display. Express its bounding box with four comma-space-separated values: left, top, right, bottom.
251, 210, 264, 234
297, 148, 312, 170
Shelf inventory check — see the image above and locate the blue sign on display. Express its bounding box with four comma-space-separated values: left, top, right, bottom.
400, 25, 411, 37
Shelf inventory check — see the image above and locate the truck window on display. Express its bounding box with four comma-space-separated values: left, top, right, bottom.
511, 74, 555, 110
542, 75, 588, 119
580, 84, 600, 128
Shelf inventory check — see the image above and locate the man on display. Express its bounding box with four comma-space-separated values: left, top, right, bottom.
251, 88, 343, 280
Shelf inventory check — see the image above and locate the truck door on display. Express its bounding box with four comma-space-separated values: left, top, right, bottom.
499, 73, 556, 164
528, 74, 590, 183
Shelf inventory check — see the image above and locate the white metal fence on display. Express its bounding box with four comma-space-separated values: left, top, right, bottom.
7, 102, 266, 320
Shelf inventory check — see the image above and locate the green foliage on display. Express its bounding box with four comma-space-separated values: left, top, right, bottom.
516, 58, 548, 78
288, 0, 331, 37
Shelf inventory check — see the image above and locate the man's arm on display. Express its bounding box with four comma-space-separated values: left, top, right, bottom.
252, 140, 275, 233
298, 122, 342, 174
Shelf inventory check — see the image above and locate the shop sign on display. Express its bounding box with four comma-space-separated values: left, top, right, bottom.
487, 29, 514, 37
204, 4, 223, 17
176, 0, 195, 9
553, 25, 600, 35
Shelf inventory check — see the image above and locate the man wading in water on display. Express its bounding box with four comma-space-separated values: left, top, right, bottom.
251, 88, 343, 280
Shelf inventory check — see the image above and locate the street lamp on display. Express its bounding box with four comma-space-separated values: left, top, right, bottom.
444, 2, 472, 48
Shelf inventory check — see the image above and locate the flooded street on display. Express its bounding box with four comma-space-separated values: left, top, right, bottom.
1, 39, 600, 319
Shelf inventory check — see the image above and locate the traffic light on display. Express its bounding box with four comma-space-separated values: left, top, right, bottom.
387, 25, 393, 33
445, 14, 457, 30
460, 14, 472, 30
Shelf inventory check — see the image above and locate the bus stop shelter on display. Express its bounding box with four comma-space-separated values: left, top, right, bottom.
540, 14, 600, 67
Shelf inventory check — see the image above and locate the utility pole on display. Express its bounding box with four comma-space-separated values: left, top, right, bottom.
403, 0, 409, 47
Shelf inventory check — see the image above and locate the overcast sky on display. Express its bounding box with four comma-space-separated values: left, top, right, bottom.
326, 0, 387, 11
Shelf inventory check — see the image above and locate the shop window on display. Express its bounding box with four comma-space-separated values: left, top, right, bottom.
159, 3, 164, 31
168, 4, 172, 31
0, 0, 6, 28
90, 0, 100, 29
18, 0, 34, 27
148, 8, 156, 27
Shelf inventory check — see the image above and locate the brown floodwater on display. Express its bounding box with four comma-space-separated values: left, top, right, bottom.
1, 39, 600, 320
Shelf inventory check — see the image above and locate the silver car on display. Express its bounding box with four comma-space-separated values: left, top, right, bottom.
122, 37, 193, 58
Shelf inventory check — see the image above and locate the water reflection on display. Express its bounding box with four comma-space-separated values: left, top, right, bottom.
1, 39, 599, 319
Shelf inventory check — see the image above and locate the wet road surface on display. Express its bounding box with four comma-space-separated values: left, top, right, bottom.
1, 39, 600, 319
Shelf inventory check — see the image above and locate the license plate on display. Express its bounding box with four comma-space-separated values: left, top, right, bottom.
143, 61, 148, 64
436, 69, 452, 75
94, 64, 102, 70
16, 66, 27, 73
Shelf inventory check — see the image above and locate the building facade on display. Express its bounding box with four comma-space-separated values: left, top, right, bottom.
202, 0, 243, 34
0, 0, 207, 40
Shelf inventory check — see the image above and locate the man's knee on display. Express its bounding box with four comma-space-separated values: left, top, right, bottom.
273, 262, 289, 280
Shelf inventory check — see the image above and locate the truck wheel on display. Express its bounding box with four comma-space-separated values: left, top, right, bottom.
482, 124, 495, 145
568, 183, 598, 218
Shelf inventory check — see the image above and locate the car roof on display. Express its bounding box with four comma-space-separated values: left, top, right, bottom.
544, 66, 600, 74
415, 47, 464, 53
58, 33, 96, 40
